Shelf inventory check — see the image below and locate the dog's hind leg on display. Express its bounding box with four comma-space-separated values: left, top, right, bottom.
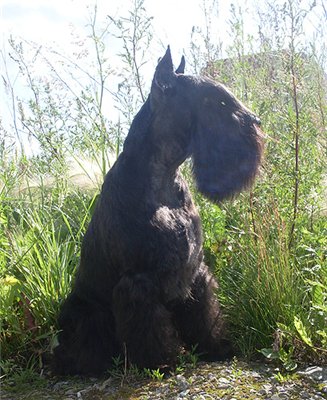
172, 264, 233, 361
112, 273, 181, 368
53, 293, 119, 376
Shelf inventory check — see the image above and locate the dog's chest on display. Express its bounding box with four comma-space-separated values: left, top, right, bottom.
148, 205, 202, 300
150, 205, 201, 263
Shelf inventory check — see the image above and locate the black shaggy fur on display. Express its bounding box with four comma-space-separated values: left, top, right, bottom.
53, 47, 263, 376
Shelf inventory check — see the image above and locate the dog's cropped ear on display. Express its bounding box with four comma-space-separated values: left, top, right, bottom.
175, 56, 185, 74
153, 46, 176, 93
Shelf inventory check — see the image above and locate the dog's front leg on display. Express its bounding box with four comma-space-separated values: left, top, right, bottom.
112, 273, 182, 368
172, 263, 233, 361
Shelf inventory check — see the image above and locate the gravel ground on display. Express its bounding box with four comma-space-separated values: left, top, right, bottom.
2, 361, 327, 400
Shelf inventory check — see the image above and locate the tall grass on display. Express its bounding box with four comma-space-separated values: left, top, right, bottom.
199, 191, 326, 367
195, 0, 327, 367
0, 166, 98, 371
220, 206, 307, 351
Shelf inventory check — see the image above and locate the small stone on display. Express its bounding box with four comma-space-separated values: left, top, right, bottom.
178, 389, 190, 398
207, 373, 216, 380
270, 395, 281, 400
258, 388, 267, 395
96, 377, 112, 391
270, 376, 280, 384
176, 374, 189, 391
52, 381, 69, 391
65, 389, 76, 395
299, 366, 327, 382
156, 385, 170, 394
258, 383, 272, 395
217, 376, 230, 389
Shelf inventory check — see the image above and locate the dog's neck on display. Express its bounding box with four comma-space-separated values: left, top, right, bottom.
122, 98, 190, 175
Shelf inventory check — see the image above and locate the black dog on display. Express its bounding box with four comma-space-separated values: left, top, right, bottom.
54, 47, 263, 376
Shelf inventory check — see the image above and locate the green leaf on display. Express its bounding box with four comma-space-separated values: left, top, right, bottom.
283, 360, 297, 371
293, 316, 313, 347
259, 348, 280, 359
312, 284, 324, 306
2, 276, 19, 286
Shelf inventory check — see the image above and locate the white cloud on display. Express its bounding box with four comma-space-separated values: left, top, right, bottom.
1, 0, 209, 52
1, 0, 88, 44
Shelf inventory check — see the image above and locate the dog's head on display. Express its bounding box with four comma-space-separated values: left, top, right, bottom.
147, 47, 264, 202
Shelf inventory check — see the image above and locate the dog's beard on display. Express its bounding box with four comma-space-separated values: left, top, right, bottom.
191, 122, 263, 202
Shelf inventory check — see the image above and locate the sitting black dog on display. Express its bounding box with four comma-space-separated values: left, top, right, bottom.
54, 47, 263, 376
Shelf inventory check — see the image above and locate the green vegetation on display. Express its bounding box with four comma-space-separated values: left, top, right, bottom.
1, 0, 326, 383
197, 0, 327, 368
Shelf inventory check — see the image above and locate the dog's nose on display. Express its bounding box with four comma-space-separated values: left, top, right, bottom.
244, 113, 261, 127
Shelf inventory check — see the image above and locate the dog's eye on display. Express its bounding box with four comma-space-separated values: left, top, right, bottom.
204, 98, 229, 109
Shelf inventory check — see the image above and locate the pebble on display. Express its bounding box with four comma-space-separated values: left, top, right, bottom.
298, 366, 327, 383
251, 371, 262, 379
207, 373, 217, 381
94, 377, 112, 391
52, 381, 69, 391
176, 374, 189, 391
217, 376, 230, 389
270, 395, 282, 400
258, 388, 268, 395
258, 383, 272, 395
177, 389, 190, 398
64, 389, 76, 395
